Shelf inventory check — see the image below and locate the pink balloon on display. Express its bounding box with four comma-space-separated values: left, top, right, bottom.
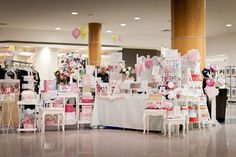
206, 78, 215, 87
204, 86, 219, 99
118, 35, 123, 42
72, 28, 80, 39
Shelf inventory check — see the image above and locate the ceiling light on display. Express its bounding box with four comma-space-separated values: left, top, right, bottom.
55, 27, 61, 30
120, 23, 126, 26
0, 23, 7, 26
71, 12, 78, 15
134, 17, 141, 20
106, 30, 112, 33
226, 24, 232, 27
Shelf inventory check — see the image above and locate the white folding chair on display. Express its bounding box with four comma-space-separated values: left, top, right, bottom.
38, 94, 65, 133
163, 106, 186, 138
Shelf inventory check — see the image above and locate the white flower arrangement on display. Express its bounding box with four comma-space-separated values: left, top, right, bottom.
120, 66, 133, 76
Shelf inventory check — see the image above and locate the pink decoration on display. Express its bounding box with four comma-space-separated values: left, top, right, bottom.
72, 28, 80, 39
163, 102, 173, 110
22, 117, 34, 129
44, 80, 57, 92
210, 64, 218, 72
187, 49, 200, 63
135, 64, 141, 76
135, 63, 145, 76
145, 59, 153, 68
206, 78, 215, 87
140, 62, 145, 73
54, 99, 63, 108
65, 104, 75, 112
167, 82, 175, 89
204, 86, 219, 99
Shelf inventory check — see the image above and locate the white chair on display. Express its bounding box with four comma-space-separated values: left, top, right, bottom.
143, 93, 167, 134
163, 106, 186, 138
38, 95, 65, 133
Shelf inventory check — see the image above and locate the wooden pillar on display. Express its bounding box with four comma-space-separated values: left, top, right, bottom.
88, 23, 102, 66
171, 0, 206, 69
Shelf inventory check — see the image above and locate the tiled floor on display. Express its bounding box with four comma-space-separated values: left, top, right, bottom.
226, 103, 236, 123
0, 125, 236, 157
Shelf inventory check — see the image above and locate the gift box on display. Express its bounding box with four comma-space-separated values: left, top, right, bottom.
191, 74, 200, 81
21, 90, 36, 102
65, 104, 75, 112
44, 80, 57, 92
58, 84, 72, 92
189, 117, 198, 122
81, 98, 94, 103
54, 99, 63, 108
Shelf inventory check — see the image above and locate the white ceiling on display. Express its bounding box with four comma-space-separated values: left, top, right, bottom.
0, 0, 235, 48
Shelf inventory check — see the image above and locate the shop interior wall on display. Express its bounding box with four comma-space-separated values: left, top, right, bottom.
34, 48, 58, 90
122, 48, 161, 67
207, 32, 236, 66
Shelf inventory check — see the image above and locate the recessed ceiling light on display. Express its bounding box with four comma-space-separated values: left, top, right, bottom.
55, 27, 61, 30
71, 12, 78, 15
161, 29, 171, 32
134, 17, 141, 20
88, 13, 93, 16
121, 23, 126, 26
106, 30, 112, 33
226, 24, 232, 27
0, 22, 7, 26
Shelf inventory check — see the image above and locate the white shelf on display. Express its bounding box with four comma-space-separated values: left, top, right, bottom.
17, 101, 38, 105
78, 103, 94, 106
17, 128, 37, 132
79, 85, 95, 88
78, 121, 91, 124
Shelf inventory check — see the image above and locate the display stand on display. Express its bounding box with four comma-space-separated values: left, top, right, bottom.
0, 98, 15, 133
17, 100, 38, 133
211, 97, 221, 127
41, 92, 79, 129
0, 79, 20, 133
78, 65, 96, 127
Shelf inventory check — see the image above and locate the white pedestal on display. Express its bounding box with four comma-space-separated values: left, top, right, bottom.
211, 97, 221, 127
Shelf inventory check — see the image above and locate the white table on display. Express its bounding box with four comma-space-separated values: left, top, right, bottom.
91, 94, 165, 131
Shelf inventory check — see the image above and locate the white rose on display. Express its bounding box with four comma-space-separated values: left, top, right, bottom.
127, 67, 131, 71
122, 68, 126, 72
125, 71, 129, 75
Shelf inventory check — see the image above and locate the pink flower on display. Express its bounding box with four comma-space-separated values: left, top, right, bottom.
145, 59, 153, 68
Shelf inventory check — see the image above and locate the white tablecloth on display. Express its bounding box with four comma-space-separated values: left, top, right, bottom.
91, 94, 164, 131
